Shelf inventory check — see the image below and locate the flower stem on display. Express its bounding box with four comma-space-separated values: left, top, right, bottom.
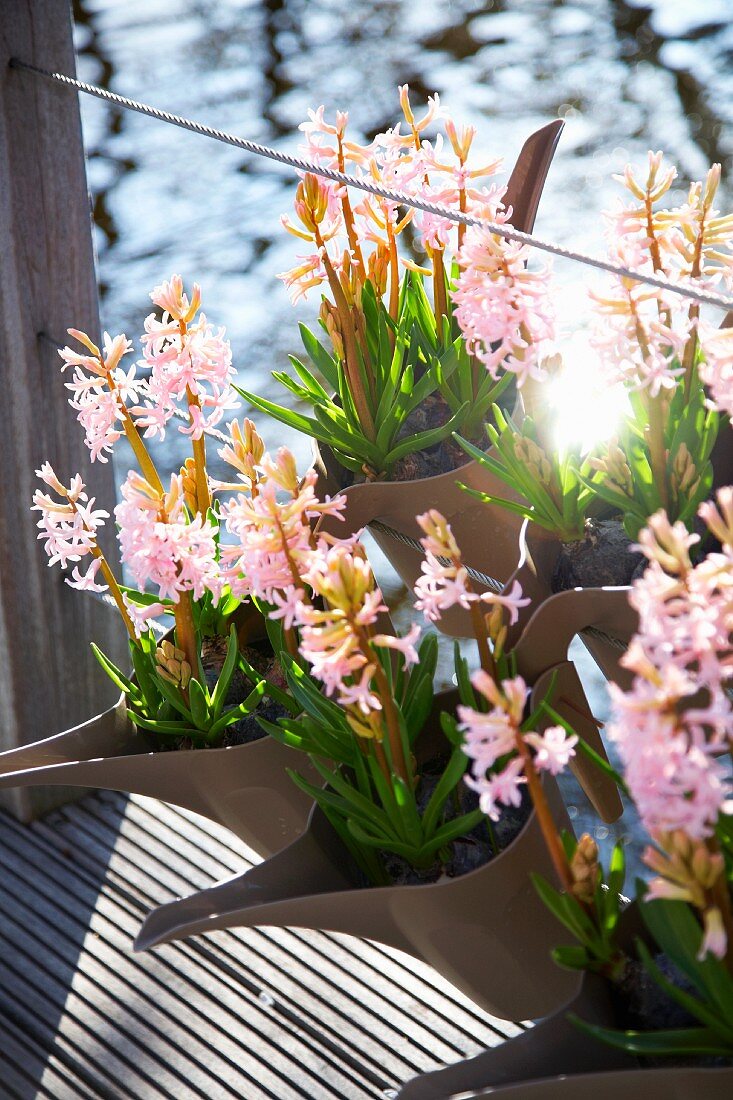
373, 738, 392, 785
432, 249, 448, 333
369, 652, 409, 785
67, 491, 136, 641
645, 393, 669, 511
515, 734, 574, 894
173, 590, 197, 695
318, 236, 376, 440
120, 410, 165, 495
470, 600, 495, 678
185, 386, 212, 514
387, 222, 400, 325
91, 547, 136, 641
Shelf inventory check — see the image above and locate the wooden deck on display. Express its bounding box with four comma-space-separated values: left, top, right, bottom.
0, 790, 524, 1099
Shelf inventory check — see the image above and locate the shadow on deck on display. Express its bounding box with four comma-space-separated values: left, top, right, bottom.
0, 791, 523, 1099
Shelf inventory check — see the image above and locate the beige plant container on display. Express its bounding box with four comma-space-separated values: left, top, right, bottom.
396, 905, 732, 1100
0, 695, 317, 857
503, 521, 638, 689
135, 771, 580, 1023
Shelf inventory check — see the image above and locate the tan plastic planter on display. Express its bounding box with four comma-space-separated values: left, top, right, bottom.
502, 522, 638, 690
397, 904, 732, 1100
135, 774, 579, 1022
0, 696, 317, 857
396, 970, 633, 1099
398, 973, 731, 1100
471, 1067, 733, 1099
315, 442, 532, 637
314, 120, 565, 637
397, 967, 731, 1100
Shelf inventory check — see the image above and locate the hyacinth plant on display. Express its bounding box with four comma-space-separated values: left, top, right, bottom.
462, 497, 733, 1059
457, 152, 729, 545
257, 501, 592, 886
32, 277, 344, 748
239, 87, 554, 481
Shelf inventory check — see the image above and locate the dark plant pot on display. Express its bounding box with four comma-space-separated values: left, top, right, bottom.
312, 120, 565, 638
397, 906, 732, 1100
135, 774, 579, 1022
0, 696, 317, 857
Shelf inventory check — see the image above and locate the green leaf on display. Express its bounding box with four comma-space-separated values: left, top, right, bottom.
417, 809, 484, 858
154, 675, 194, 721
119, 586, 175, 609
531, 872, 601, 948
188, 678, 210, 731
383, 405, 468, 468
552, 945, 591, 970
208, 680, 267, 738
641, 899, 733, 1021
235, 387, 332, 444
129, 642, 160, 711
569, 1015, 733, 1057
90, 644, 134, 695
636, 938, 733, 1042
300, 323, 339, 389
422, 746, 470, 837
210, 624, 239, 719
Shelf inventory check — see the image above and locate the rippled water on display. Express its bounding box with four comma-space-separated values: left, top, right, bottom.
72, 0, 732, 876
74, 0, 732, 466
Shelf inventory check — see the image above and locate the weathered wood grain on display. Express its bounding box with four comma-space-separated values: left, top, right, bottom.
0, 1, 126, 817
0, 790, 522, 1099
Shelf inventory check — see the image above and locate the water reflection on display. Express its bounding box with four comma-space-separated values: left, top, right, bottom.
71, 0, 731, 875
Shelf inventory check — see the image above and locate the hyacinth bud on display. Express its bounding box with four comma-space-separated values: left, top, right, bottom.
368, 243, 390, 298
445, 118, 476, 162
637, 511, 698, 574
162, 473, 184, 521
307, 542, 375, 616
319, 299, 344, 361
691, 844, 724, 890
486, 605, 509, 659
643, 832, 722, 911
346, 707, 383, 741
263, 447, 300, 494
570, 834, 599, 905
339, 249, 361, 309
704, 163, 721, 206
398, 84, 415, 126
589, 438, 634, 497
150, 275, 201, 324
416, 509, 462, 561
295, 173, 331, 233
700, 906, 727, 960
513, 435, 553, 485
671, 442, 699, 499
617, 151, 676, 204
699, 487, 733, 547
220, 418, 265, 487
668, 829, 694, 863
180, 458, 199, 515
66, 327, 101, 359
155, 640, 192, 690
486, 604, 504, 642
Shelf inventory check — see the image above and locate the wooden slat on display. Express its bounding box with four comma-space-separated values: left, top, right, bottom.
0, 0, 127, 818
0, 790, 522, 1098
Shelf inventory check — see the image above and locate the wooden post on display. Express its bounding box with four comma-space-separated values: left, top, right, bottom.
0, 1, 127, 819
